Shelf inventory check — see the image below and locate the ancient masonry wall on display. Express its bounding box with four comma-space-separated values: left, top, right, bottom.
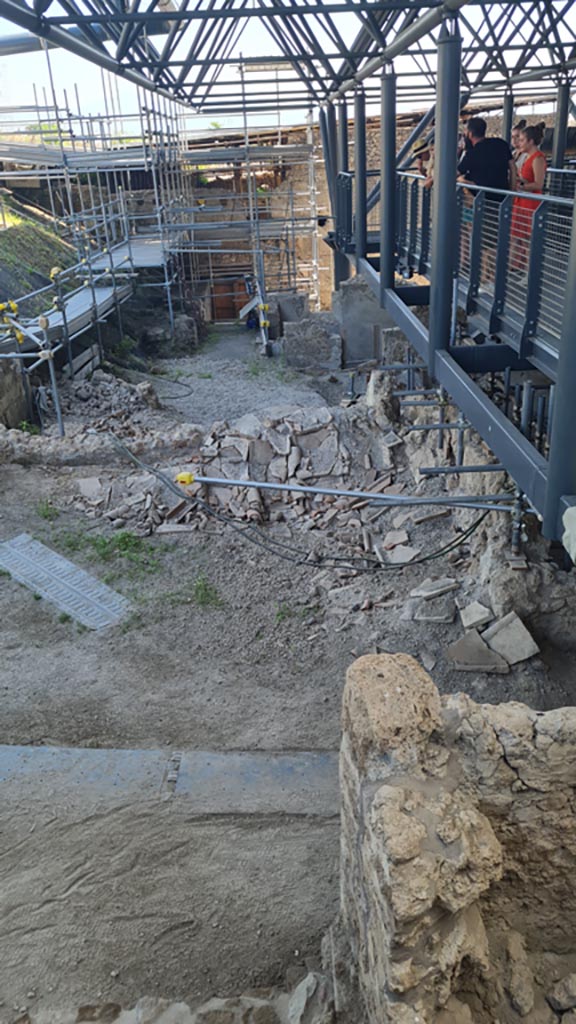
329, 652, 576, 1024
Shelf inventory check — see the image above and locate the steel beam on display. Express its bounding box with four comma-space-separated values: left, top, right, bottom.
328, 0, 471, 97
354, 88, 367, 265
436, 351, 548, 514
428, 18, 461, 374
380, 66, 397, 299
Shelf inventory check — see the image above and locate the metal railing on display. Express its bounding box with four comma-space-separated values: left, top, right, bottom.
452, 179, 573, 360
333, 166, 574, 365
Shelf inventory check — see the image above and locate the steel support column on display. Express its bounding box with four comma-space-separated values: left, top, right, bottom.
543, 199, 576, 538
319, 106, 336, 213
354, 88, 367, 266
327, 101, 350, 288
551, 80, 570, 169
380, 65, 397, 302
502, 89, 513, 144
428, 18, 462, 374
337, 98, 349, 173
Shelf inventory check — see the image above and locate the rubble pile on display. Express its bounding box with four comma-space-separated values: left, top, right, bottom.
64, 403, 421, 548
28, 972, 334, 1024
59, 369, 161, 419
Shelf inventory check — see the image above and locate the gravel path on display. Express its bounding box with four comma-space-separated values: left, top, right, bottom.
149, 325, 329, 426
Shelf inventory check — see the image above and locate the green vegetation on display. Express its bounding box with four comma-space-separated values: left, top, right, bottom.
192, 573, 223, 608
36, 499, 59, 522
58, 612, 72, 624
0, 568, 11, 578
0, 212, 76, 306
164, 572, 223, 609
275, 601, 296, 624
32, 593, 42, 601
119, 611, 144, 634
55, 530, 162, 578
247, 358, 263, 378
198, 371, 213, 380
18, 420, 40, 435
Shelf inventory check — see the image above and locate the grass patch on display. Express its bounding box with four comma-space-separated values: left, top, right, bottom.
198, 372, 213, 380
164, 572, 223, 609
119, 611, 144, 634
32, 592, 42, 601
58, 612, 72, 624
36, 499, 59, 522
54, 529, 162, 578
0, 568, 11, 578
18, 420, 40, 435
247, 358, 263, 378
193, 573, 223, 608
275, 601, 297, 624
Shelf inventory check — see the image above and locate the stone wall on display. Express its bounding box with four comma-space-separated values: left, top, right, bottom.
329, 652, 576, 1023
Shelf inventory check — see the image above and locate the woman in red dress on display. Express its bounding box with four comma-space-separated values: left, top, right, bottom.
510, 123, 547, 272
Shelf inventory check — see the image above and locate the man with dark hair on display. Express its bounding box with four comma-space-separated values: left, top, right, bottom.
458, 116, 517, 198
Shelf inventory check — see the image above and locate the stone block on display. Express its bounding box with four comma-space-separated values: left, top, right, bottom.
459, 601, 493, 631
548, 974, 576, 1011
342, 653, 442, 769
414, 595, 456, 623
446, 629, 510, 673
481, 611, 539, 665
383, 529, 409, 550
283, 314, 341, 371
410, 577, 459, 600
387, 545, 420, 564
334, 276, 397, 364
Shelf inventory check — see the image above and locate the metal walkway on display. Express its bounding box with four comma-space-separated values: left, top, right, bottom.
325, 81, 576, 543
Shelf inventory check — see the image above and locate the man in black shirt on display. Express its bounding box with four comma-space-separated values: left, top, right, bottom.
458, 116, 517, 200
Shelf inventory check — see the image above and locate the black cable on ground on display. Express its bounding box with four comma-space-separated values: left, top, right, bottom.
107, 358, 196, 401
106, 432, 492, 573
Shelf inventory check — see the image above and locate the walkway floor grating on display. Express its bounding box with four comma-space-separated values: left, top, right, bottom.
0, 533, 131, 629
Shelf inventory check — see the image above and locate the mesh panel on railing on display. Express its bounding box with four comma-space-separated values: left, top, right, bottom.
538, 204, 572, 345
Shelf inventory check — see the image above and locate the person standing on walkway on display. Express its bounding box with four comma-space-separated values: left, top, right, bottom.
457, 116, 517, 200
457, 117, 516, 280
510, 123, 547, 271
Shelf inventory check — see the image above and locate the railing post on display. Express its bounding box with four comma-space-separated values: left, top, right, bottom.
519, 204, 547, 356
380, 64, 397, 303
428, 18, 462, 375
465, 189, 486, 312
543, 199, 576, 538
419, 185, 432, 274
489, 194, 513, 334
551, 80, 570, 170
502, 90, 514, 145
354, 87, 367, 266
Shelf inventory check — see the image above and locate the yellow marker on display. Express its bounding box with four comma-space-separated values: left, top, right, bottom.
49, 266, 62, 280
15, 330, 24, 345
175, 471, 195, 485
8, 300, 17, 314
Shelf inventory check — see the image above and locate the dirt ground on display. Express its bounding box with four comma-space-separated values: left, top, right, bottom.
1, 325, 574, 1022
